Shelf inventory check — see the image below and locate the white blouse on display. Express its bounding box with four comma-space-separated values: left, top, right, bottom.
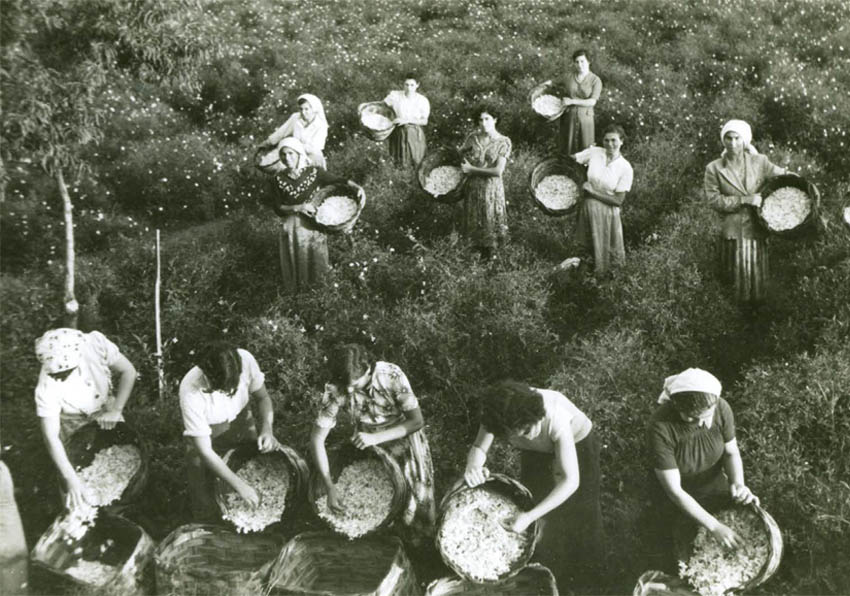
383, 90, 430, 124
575, 146, 633, 195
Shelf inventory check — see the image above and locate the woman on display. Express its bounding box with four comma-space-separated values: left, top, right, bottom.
573, 124, 634, 275
263, 93, 329, 168
559, 49, 602, 156
383, 73, 430, 167
704, 120, 789, 304
267, 137, 365, 293
179, 341, 280, 521
646, 368, 759, 570
34, 328, 137, 510
310, 343, 435, 540
464, 380, 602, 591
459, 107, 512, 259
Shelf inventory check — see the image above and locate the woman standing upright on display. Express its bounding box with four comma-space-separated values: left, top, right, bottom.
559, 49, 602, 157
459, 107, 512, 259
704, 120, 789, 304
263, 93, 329, 169
383, 74, 430, 168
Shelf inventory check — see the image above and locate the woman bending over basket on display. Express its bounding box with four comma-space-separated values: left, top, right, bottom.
384, 73, 430, 168
572, 124, 633, 275
179, 341, 281, 522
459, 107, 512, 260
646, 368, 760, 571
34, 327, 138, 511
262, 93, 329, 168
464, 380, 602, 591
558, 49, 602, 157
704, 119, 791, 304
265, 137, 365, 294
310, 343, 436, 540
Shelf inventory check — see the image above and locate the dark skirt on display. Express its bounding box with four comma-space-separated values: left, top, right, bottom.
558, 106, 595, 157
388, 124, 426, 168
278, 213, 329, 293
520, 428, 603, 592
718, 237, 769, 303
461, 175, 508, 250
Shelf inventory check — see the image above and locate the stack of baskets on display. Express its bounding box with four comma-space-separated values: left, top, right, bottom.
359, 102, 397, 141
529, 157, 587, 217
756, 174, 820, 237
311, 184, 367, 234
155, 524, 284, 595
426, 563, 558, 596
417, 148, 466, 203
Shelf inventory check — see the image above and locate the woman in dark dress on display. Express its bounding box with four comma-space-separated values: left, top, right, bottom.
267, 137, 365, 293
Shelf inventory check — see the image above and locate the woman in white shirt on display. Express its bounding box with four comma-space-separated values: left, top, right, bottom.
263, 93, 329, 169
34, 328, 138, 510
383, 74, 430, 168
179, 342, 279, 521
572, 124, 634, 275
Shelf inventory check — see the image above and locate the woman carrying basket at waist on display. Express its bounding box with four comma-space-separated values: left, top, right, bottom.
464, 380, 602, 592
310, 343, 436, 541
558, 48, 602, 157
383, 73, 430, 168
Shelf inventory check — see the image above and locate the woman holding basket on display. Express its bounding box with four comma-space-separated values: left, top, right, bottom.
704, 119, 790, 304
464, 380, 602, 591
383, 73, 430, 167
265, 137, 365, 293
310, 343, 436, 540
559, 49, 603, 156
262, 93, 329, 168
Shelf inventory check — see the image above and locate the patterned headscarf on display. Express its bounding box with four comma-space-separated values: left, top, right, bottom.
720, 119, 759, 155
35, 328, 85, 373
278, 137, 309, 175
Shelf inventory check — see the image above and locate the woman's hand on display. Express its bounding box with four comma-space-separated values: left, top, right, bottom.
65, 476, 91, 511
326, 484, 345, 514
352, 432, 377, 449
710, 522, 742, 550
299, 203, 317, 217
95, 409, 122, 430
257, 430, 279, 453
742, 194, 763, 208
236, 480, 260, 508
460, 160, 474, 174
730, 483, 759, 506
463, 465, 489, 488
562, 97, 574, 107
500, 511, 532, 534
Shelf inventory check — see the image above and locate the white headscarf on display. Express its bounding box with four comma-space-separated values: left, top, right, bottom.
298, 93, 328, 129
720, 119, 759, 156
657, 368, 722, 404
278, 136, 309, 174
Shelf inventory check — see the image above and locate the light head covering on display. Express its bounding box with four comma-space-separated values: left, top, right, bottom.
35, 328, 85, 374
720, 119, 759, 156
657, 368, 722, 405
297, 93, 327, 127
278, 137, 308, 173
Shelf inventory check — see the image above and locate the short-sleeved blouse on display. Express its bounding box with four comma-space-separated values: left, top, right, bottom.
574, 146, 633, 195
507, 389, 592, 453
460, 132, 511, 170
270, 167, 346, 207
566, 72, 602, 103
383, 90, 430, 124
270, 113, 328, 154
647, 397, 735, 490
315, 361, 419, 429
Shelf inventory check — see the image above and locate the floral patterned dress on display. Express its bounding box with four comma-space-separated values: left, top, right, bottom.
315, 361, 436, 538
459, 131, 512, 250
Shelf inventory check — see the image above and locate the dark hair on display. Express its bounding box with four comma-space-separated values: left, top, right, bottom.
670, 391, 719, 417
602, 124, 626, 141
480, 380, 546, 438
403, 72, 418, 82
195, 341, 242, 396
572, 48, 589, 61
328, 343, 373, 389
297, 97, 310, 106
474, 105, 500, 123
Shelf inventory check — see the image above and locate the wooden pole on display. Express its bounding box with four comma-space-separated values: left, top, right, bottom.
57, 168, 79, 328
155, 229, 164, 401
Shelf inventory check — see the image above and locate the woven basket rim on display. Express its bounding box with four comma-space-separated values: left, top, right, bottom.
755, 174, 820, 235
417, 147, 466, 204
528, 156, 587, 217
254, 146, 281, 171
529, 81, 566, 122
426, 563, 557, 595
310, 183, 366, 233
358, 101, 396, 141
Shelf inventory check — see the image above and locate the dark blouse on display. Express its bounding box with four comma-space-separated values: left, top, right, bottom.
647, 397, 735, 492
268, 167, 346, 212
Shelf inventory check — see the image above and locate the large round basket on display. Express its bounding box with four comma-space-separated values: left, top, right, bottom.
417, 147, 466, 204
756, 174, 820, 236
308, 443, 407, 539
529, 81, 566, 122
155, 523, 284, 595
435, 474, 541, 584
65, 421, 148, 508
214, 443, 309, 531
255, 145, 282, 173
358, 102, 396, 142
529, 157, 588, 217
311, 183, 366, 234
426, 563, 558, 596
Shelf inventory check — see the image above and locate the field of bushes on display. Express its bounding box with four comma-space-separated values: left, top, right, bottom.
1, 0, 849, 594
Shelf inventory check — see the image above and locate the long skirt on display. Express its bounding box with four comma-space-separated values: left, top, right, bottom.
558, 106, 595, 157
576, 197, 625, 274
362, 420, 436, 540
461, 175, 508, 250
718, 237, 769, 303
520, 429, 603, 592
388, 124, 426, 168
0, 462, 28, 596
278, 213, 329, 293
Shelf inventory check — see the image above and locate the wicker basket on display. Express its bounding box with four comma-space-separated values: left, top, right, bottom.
417, 148, 466, 204
215, 443, 310, 532
359, 102, 397, 142
308, 443, 408, 539
65, 421, 148, 507
529, 157, 588, 217
529, 81, 566, 122
632, 570, 698, 596
435, 474, 541, 584
756, 174, 820, 236
426, 563, 558, 596
255, 145, 282, 173
154, 523, 284, 595
264, 531, 420, 596
31, 512, 154, 593
310, 183, 366, 234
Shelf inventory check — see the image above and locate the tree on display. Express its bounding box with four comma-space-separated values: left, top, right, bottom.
0, 0, 218, 326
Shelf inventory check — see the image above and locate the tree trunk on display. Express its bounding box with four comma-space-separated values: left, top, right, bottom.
56, 168, 79, 329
